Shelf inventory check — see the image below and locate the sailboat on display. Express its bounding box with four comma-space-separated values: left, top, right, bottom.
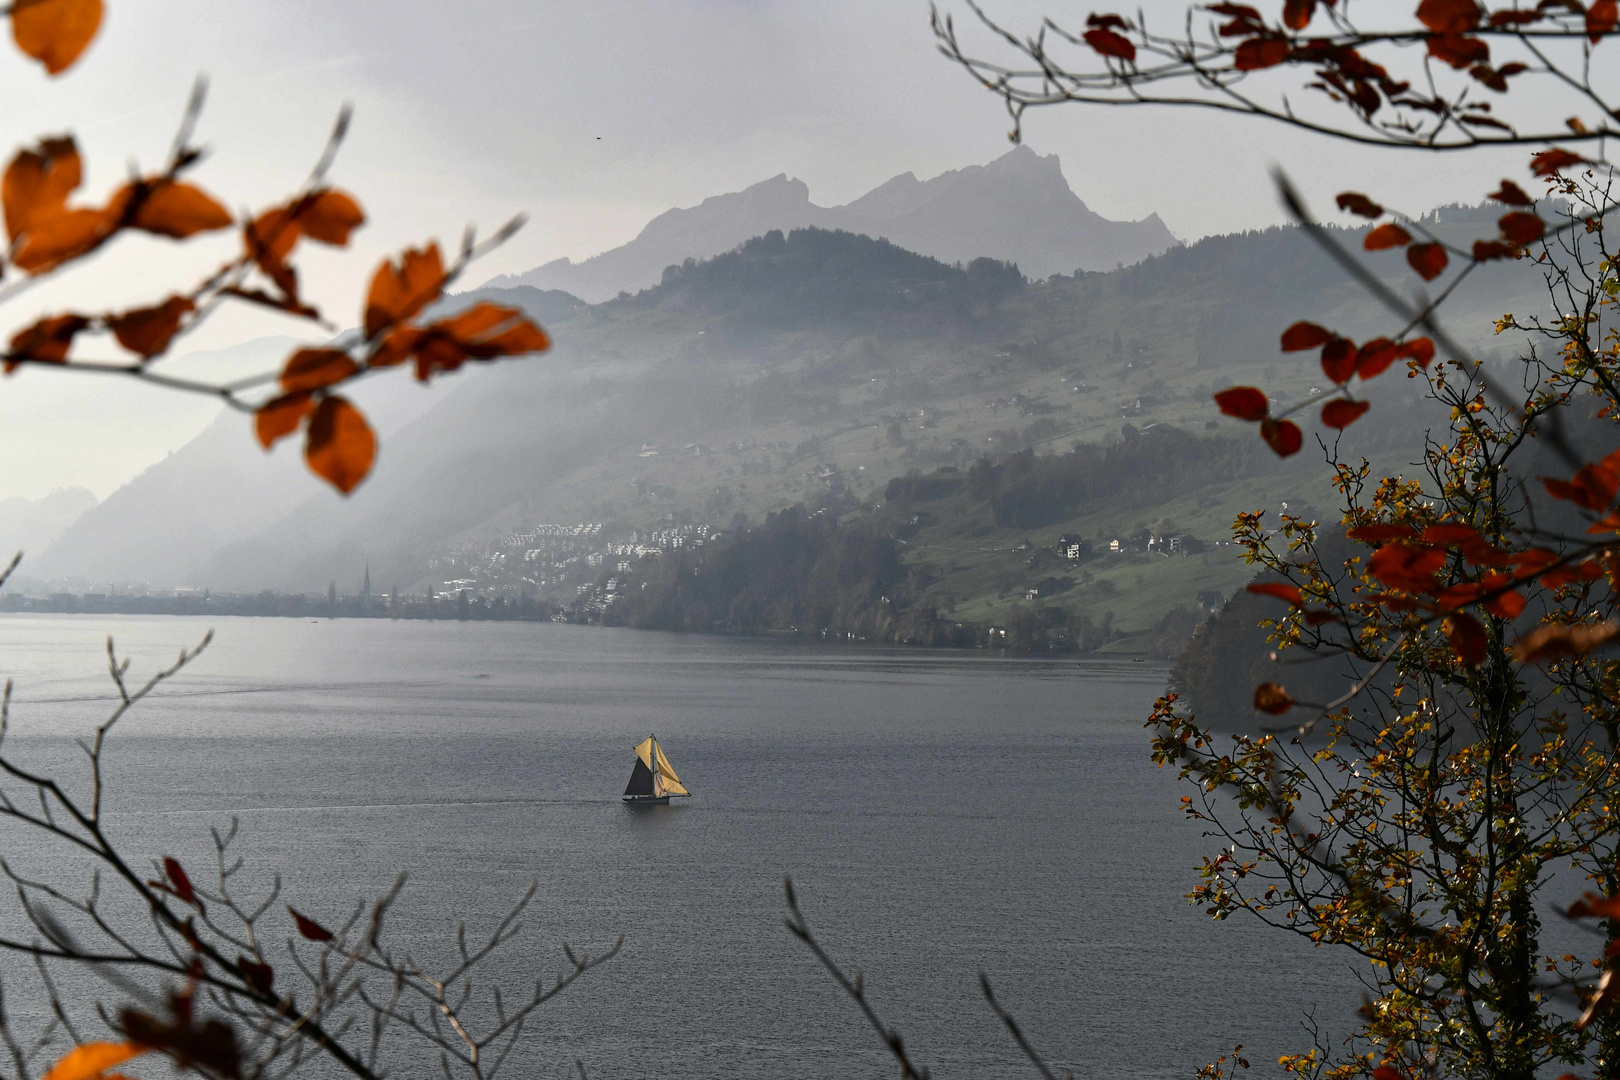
622, 734, 692, 804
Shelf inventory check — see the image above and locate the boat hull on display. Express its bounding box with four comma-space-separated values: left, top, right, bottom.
622, 795, 671, 805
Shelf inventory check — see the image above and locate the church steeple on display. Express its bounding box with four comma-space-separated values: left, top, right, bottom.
362, 564, 371, 599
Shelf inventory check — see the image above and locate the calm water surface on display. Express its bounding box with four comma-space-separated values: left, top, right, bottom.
0, 614, 1358, 1079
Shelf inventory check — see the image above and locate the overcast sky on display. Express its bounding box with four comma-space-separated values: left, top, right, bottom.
0, 0, 1560, 503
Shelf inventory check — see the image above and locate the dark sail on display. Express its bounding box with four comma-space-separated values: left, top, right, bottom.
624, 757, 655, 797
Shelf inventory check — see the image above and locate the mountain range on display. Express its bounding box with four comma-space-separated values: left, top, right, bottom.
482, 146, 1178, 302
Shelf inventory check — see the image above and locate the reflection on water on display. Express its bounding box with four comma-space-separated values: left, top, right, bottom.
0, 614, 1357, 1079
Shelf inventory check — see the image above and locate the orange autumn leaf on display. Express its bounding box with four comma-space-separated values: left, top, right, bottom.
364, 243, 444, 337
1247, 581, 1304, 605
122, 179, 232, 239
11, 0, 102, 75
279, 348, 359, 392
294, 188, 365, 246
12, 205, 112, 272
3, 135, 80, 241
1514, 621, 1620, 663
1364, 223, 1412, 250
254, 390, 315, 450
304, 396, 375, 494
107, 296, 194, 359
8, 312, 87, 371
42, 1041, 146, 1080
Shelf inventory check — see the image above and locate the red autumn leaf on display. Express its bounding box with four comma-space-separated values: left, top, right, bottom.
1498, 211, 1545, 246
1247, 581, 1304, 605
1347, 523, 1419, 543
1421, 523, 1484, 547
1253, 682, 1295, 715
1364, 223, 1412, 250
1483, 588, 1527, 619
1397, 337, 1436, 366
7, 312, 87, 371
1368, 542, 1447, 592
1371, 1067, 1403, 1080
1427, 33, 1489, 68
2, 136, 80, 242
1569, 893, 1620, 919
164, 857, 195, 906
1283, 0, 1316, 29
1280, 321, 1333, 351
304, 396, 376, 495
1355, 338, 1398, 379
11, 0, 103, 75
1335, 192, 1383, 218
1086, 12, 1130, 29
1083, 26, 1136, 59
279, 348, 359, 393
288, 905, 334, 942
107, 296, 194, 360
1417, 0, 1481, 32
119, 180, 232, 239
1234, 36, 1289, 69
1587, 0, 1617, 40
1514, 621, 1620, 663
253, 390, 315, 450
1473, 239, 1515, 261
236, 956, 274, 995
1446, 611, 1489, 665
1260, 417, 1303, 457
1321, 337, 1357, 383
1531, 148, 1587, 176
1321, 398, 1370, 428
1542, 461, 1620, 510
364, 243, 445, 338
1213, 386, 1268, 421
1488, 179, 1534, 206
1407, 242, 1449, 280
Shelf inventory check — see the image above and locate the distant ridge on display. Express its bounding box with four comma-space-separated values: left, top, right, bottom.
483, 146, 1178, 302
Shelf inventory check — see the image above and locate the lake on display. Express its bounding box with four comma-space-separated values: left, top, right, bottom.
0, 614, 1357, 1079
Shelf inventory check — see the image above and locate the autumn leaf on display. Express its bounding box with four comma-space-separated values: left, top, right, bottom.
1282, 0, 1315, 29
364, 243, 444, 337
295, 189, 365, 246
1321, 398, 1370, 428
1247, 581, 1304, 605
1569, 893, 1620, 920
304, 396, 376, 495
237, 955, 274, 995
288, 905, 335, 942
107, 296, 194, 359
1531, 148, 1587, 176
8, 312, 87, 371
279, 348, 359, 392
1253, 682, 1294, 715
1355, 338, 1398, 379
1364, 223, 1412, 250
1280, 321, 1332, 351
1368, 542, 1447, 592
1417, 0, 1481, 33
120, 179, 232, 239
1234, 36, 1289, 69
1260, 417, 1302, 457
1542, 461, 1620, 510
1427, 33, 1489, 68
12, 205, 112, 272
254, 391, 314, 450
1587, 0, 1618, 41
1488, 179, 1533, 206
41, 1041, 145, 1080
1482, 587, 1527, 620
3, 136, 80, 240
11, 0, 103, 75
1498, 211, 1544, 246
1213, 386, 1267, 421
1446, 612, 1488, 665
1335, 192, 1382, 218
1321, 337, 1357, 383
1407, 242, 1449, 280
1515, 621, 1620, 662
1397, 337, 1436, 367
1346, 523, 1419, 543
1473, 239, 1515, 261
1083, 26, 1136, 60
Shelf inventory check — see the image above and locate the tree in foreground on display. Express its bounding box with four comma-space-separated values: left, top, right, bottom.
0, 4, 604, 1079
930, 2, 1620, 1079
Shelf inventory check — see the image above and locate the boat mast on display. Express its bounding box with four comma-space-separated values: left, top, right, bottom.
650, 733, 659, 797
